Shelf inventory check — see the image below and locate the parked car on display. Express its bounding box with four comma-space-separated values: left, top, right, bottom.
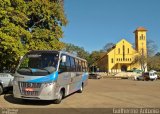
0, 73, 14, 94
89, 73, 101, 79
133, 69, 143, 74
135, 70, 157, 81
128, 68, 143, 74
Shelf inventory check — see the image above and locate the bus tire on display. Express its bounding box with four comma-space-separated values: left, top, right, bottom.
0, 85, 3, 95
54, 90, 64, 104
78, 84, 83, 93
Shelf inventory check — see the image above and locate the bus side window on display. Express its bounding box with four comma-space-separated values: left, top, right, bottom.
59, 55, 71, 72
66, 56, 71, 72
59, 60, 66, 73
75, 59, 79, 72
84, 61, 87, 72
78, 60, 82, 72
70, 57, 76, 72
82, 61, 85, 72
85, 62, 88, 72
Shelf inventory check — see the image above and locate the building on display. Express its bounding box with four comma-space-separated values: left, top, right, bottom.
97, 27, 147, 73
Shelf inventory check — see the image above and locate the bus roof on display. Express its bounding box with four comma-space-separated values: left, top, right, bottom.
27, 50, 87, 62
27, 50, 58, 54
59, 51, 87, 62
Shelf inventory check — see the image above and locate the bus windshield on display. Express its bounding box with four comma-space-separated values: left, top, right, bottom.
17, 52, 59, 76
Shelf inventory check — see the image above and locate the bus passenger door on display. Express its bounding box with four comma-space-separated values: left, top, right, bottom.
58, 56, 71, 96
69, 72, 76, 93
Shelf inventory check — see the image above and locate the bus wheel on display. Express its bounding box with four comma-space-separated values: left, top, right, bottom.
0, 85, 3, 95
78, 84, 83, 93
54, 90, 63, 104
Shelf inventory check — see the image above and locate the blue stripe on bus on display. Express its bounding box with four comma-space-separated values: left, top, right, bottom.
76, 72, 88, 90
82, 72, 88, 81
27, 71, 58, 83
31, 68, 37, 72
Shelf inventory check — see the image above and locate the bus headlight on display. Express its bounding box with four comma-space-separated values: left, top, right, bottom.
44, 82, 55, 88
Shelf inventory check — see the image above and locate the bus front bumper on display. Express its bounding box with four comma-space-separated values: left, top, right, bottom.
13, 82, 59, 100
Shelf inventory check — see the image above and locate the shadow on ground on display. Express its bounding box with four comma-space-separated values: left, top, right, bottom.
3, 93, 53, 106
3, 91, 77, 106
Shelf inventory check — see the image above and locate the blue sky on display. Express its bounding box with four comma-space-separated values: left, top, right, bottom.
62, 0, 160, 53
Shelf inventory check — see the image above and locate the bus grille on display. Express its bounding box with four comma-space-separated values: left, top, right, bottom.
18, 82, 42, 96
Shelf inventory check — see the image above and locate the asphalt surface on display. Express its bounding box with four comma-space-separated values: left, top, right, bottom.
0, 79, 160, 113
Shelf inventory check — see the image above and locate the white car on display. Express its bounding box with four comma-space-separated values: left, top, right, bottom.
135, 70, 158, 81
0, 73, 14, 94
149, 70, 158, 80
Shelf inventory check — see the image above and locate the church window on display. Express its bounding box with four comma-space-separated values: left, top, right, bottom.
142, 48, 144, 55
118, 48, 120, 54
123, 45, 125, 60
141, 34, 144, 40
111, 58, 114, 63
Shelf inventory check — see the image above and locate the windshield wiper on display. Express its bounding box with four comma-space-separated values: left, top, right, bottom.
41, 66, 56, 74
40, 68, 51, 74
18, 67, 33, 73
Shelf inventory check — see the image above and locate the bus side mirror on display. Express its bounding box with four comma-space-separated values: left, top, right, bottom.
62, 55, 66, 63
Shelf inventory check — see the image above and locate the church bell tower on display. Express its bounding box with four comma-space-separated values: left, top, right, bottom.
134, 27, 147, 56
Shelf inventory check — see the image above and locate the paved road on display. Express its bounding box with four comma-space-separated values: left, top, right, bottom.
0, 79, 160, 110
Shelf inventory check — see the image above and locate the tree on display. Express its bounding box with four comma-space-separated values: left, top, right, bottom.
148, 56, 160, 71
147, 52, 160, 71
0, 0, 30, 72
155, 52, 160, 56
0, 0, 67, 72
63, 43, 90, 60
26, 0, 67, 50
131, 39, 157, 72
87, 42, 114, 67
132, 39, 157, 56
88, 51, 105, 67
63, 43, 105, 68
102, 43, 115, 52
132, 53, 148, 72
147, 39, 157, 56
